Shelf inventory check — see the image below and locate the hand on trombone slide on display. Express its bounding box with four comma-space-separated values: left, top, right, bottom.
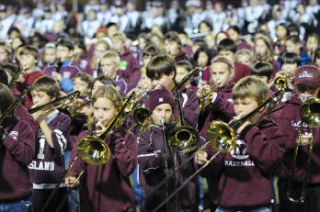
65, 176, 80, 188
194, 151, 208, 165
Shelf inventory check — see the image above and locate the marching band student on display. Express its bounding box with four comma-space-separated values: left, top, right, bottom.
89, 39, 110, 78
198, 56, 235, 140
41, 43, 57, 70
28, 76, 71, 212
277, 65, 320, 212
285, 35, 312, 66
163, 31, 189, 62
0, 42, 12, 65
146, 54, 199, 128
195, 76, 285, 212
100, 50, 129, 96
251, 62, 274, 86
111, 32, 141, 90
43, 38, 81, 93
0, 83, 36, 211
65, 85, 137, 212
193, 46, 214, 83
137, 87, 200, 211
235, 49, 253, 67
16, 45, 44, 108
217, 38, 251, 83
91, 75, 115, 97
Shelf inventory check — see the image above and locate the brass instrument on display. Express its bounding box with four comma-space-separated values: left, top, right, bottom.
28, 90, 80, 114
66, 99, 91, 118
42, 92, 135, 212
287, 98, 320, 203
151, 90, 286, 211
274, 76, 287, 91
198, 84, 219, 110
0, 88, 28, 125
171, 67, 199, 93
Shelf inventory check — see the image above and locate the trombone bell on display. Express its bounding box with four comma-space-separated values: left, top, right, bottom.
77, 136, 110, 166
168, 126, 200, 153
206, 121, 236, 153
300, 98, 320, 128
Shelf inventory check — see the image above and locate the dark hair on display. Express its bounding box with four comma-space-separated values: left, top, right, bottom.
315, 48, 320, 60
8, 26, 21, 37
193, 39, 207, 49
227, 25, 241, 35
176, 60, 193, 72
19, 45, 40, 61
146, 54, 176, 81
91, 75, 115, 90
73, 37, 87, 52
0, 83, 14, 115
0, 63, 19, 77
276, 23, 288, 36
279, 52, 301, 66
164, 31, 182, 47
287, 23, 300, 36
106, 22, 118, 29
193, 46, 213, 67
143, 43, 160, 57
217, 38, 237, 53
31, 76, 60, 99
199, 20, 213, 31
56, 38, 74, 51
250, 62, 274, 81
286, 35, 300, 44
73, 73, 93, 88
0, 68, 8, 85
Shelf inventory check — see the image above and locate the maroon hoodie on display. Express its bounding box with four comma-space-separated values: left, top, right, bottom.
178, 86, 200, 128
70, 128, 137, 212
196, 118, 285, 208
231, 61, 251, 84
277, 94, 320, 183
138, 125, 200, 211
119, 48, 141, 91
198, 83, 235, 138
0, 108, 36, 202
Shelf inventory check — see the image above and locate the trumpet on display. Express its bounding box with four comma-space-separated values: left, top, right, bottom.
287, 98, 320, 203
198, 83, 219, 110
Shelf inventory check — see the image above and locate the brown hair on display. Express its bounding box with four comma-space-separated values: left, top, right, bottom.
146, 54, 176, 81
0, 83, 14, 115
232, 76, 268, 105
73, 73, 93, 89
31, 76, 60, 99
254, 35, 274, 63
19, 45, 40, 61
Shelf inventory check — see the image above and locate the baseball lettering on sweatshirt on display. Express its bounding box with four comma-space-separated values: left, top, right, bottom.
224, 139, 255, 167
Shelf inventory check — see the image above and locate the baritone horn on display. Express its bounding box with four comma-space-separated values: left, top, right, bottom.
287, 98, 320, 203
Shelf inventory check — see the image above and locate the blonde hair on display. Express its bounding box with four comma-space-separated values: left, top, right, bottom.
90, 39, 110, 69
87, 85, 124, 130
211, 56, 234, 73
111, 32, 126, 43
232, 76, 268, 105
101, 50, 120, 65
254, 35, 274, 63
235, 49, 253, 62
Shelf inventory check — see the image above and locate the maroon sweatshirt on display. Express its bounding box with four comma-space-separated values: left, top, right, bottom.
70, 128, 137, 212
28, 110, 71, 187
178, 87, 200, 128
0, 108, 36, 202
16, 70, 44, 109
198, 83, 235, 139
119, 48, 141, 90
196, 118, 285, 208
277, 94, 320, 183
138, 125, 200, 211
231, 61, 251, 84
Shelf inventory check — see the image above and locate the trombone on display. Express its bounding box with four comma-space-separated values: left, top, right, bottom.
28, 90, 80, 114
287, 98, 320, 203
151, 90, 286, 211
42, 92, 135, 212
